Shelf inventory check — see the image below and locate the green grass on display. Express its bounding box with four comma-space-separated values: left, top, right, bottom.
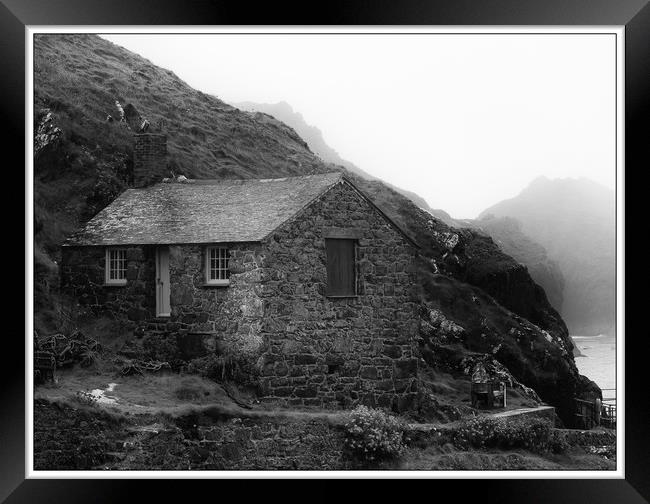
35, 367, 234, 415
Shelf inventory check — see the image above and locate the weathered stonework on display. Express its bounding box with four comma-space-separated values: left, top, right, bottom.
191, 417, 348, 470
254, 181, 420, 411
60, 245, 156, 324
168, 243, 266, 360
61, 180, 420, 411
33, 400, 350, 470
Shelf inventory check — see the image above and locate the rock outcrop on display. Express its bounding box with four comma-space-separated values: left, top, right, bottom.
34, 109, 62, 155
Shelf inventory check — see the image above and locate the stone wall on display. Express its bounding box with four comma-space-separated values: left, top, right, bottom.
255, 180, 420, 411
60, 245, 156, 326
33, 399, 350, 470
33, 399, 128, 470
167, 243, 266, 360
190, 416, 348, 470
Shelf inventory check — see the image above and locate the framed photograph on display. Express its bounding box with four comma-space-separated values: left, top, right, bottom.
4, 0, 647, 500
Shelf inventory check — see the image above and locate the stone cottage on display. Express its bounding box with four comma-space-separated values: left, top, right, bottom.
61, 133, 421, 411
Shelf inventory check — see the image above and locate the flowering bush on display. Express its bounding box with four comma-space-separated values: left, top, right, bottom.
343, 406, 407, 461
453, 415, 564, 453
453, 415, 497, 449
548, 429, 570, 454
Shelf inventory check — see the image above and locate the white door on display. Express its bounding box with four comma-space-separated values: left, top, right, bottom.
155, 246, 171, 317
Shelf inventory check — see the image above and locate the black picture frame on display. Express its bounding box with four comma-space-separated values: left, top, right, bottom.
6, 0, 647, 501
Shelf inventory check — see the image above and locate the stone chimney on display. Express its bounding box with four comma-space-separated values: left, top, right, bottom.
133, 133, 167, 187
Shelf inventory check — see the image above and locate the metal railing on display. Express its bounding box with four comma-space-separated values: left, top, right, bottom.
574, 393, 616, 430
600, 388, 617, 429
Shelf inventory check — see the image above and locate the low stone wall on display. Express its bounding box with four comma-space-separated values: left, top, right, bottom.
187, 416, 349, 470
559, 428, 616, 447
33, 399, 127, 470
33, 400, 351, 471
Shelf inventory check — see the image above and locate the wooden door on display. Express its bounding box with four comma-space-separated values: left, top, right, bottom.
325, 238, 355, 296
156, 246, 171, 317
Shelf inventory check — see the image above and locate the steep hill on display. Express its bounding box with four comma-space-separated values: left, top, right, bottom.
480, 177, 615, 336
33, 34, 598, 424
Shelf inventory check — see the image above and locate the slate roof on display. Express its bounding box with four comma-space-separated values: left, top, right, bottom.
65, 173, 342, 246
64, 172, 418, 247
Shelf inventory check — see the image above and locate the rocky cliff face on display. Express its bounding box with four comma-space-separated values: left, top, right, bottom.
33, 34, 599, 425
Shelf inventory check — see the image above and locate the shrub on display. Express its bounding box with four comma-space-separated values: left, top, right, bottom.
548, 429, 570, 454
453, 415, 498, 449
184, 354, 244, 383
453, 415, 561, 453
343, 406, 407, 462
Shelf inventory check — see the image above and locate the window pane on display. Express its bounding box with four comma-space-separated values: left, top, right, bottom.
107, 249, 128, 281
206, 247, 229, 282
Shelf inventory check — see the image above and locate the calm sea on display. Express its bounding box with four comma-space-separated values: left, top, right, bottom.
572, 335, 617, 400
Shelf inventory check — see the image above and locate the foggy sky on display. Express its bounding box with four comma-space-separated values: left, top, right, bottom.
101, 31, 617, 219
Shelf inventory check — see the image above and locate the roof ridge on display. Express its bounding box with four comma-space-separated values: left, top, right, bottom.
150, 171, 344, 187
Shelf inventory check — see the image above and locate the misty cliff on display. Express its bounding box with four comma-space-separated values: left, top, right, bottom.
480, 177, 615, 336
464, 215, 565, 313
33, 34, 598, 424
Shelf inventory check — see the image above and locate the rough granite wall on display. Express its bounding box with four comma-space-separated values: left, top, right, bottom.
191, 417, 348, 470
60, 180, 420, 410
60, 245, 156, 324
255, 180, 420, 411
167, 243, 266, 359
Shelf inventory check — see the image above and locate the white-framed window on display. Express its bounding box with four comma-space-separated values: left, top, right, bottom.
205, 246, 230, 286
105, 248, 127, 285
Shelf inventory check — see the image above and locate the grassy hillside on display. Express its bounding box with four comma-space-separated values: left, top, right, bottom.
33, 34, 599, 425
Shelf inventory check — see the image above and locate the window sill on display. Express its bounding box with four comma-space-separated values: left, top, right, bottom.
203, 281, 230, 287
326, 294, 358, 298
104, 281, 127, 287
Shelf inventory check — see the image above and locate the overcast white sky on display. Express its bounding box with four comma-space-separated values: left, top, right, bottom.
102, 32, 616, 219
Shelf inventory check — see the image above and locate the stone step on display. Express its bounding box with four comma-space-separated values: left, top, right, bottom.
144, 326, 168, 333
148, 317, 172, 324
490, 405, 556, 422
